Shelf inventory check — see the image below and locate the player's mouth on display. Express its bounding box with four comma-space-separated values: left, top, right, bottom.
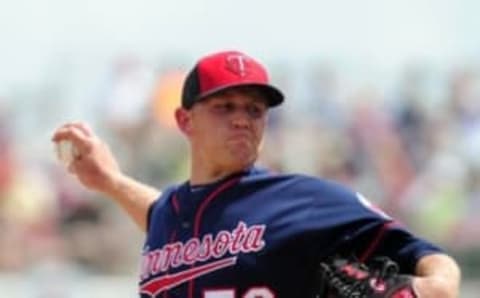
228, 132, 253, 141
226, 134, 256, 152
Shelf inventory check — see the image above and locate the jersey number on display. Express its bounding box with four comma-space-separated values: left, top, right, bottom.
204, 286, 275, 298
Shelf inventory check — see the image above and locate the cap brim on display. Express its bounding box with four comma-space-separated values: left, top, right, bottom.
195, 82, 284, 107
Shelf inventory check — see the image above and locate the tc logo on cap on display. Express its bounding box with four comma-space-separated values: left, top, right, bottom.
181, 50, 284, 109
226, 54, 249, 77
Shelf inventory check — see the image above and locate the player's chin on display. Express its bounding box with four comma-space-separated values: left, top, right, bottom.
226, 142, 258, 166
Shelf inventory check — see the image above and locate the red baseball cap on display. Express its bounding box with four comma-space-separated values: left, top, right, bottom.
181, 51, 284, 109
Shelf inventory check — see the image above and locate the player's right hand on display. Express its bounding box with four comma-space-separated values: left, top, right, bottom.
51, 121, 123, 195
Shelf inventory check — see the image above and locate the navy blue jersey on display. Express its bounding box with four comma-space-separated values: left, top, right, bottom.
139, 167, 441, 298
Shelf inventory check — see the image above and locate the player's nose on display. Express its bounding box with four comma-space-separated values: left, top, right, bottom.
230, 108, 252, 129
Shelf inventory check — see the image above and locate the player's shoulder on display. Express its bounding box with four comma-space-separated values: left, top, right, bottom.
291, 174, 359, 201
245, 167, 356, 198
149, 185, 178, 211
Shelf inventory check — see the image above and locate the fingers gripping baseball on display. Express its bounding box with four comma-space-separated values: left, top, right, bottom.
52, 122, 122, 194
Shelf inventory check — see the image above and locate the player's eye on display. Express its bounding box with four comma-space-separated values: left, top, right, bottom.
246, 104, 266, 119
210, 101, 266, 119
212, 102, 235, 114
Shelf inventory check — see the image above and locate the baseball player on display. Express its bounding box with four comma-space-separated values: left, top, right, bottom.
52, 51, 460, 297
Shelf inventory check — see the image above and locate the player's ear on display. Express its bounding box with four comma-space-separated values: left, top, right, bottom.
175, 107, 193, 136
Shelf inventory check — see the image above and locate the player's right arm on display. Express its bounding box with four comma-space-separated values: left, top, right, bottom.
51, 122, 160, 232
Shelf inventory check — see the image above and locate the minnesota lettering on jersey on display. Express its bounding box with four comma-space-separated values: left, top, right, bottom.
139, 221, 266, 295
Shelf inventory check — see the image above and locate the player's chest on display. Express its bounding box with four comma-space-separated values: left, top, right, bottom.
141, 214, 307, 298
139, 187, 316, 297
146, 190, 309, 255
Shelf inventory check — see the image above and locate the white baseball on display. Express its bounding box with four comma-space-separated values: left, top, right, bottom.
55, 140, 79, 166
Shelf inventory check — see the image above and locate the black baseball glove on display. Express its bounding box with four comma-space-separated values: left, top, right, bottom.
312, 256, 418, 298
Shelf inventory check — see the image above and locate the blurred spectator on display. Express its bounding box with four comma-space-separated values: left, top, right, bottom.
348, 90, 415, 214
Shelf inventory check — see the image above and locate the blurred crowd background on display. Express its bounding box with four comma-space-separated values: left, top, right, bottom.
1, 0, 480, 296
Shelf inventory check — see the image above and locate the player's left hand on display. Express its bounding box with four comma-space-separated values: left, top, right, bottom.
412, 276, 458, 298
312, 256, 417, 298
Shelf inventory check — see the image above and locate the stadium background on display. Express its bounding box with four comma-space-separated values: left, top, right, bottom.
0, 0, 479, 296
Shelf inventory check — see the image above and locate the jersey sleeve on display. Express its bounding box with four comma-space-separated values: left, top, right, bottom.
367, 223, 443, 273
304, 177, 443, 273
146, 186, 176, 233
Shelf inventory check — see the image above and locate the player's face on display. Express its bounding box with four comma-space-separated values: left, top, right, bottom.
182, 86, 269, 171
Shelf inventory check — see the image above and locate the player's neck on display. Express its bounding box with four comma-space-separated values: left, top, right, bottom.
189, 160, 250, 186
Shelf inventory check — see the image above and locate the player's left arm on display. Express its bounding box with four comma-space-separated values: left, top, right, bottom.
412, 253, 461, 298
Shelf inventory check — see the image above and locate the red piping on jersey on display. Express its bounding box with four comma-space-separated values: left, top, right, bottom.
172, 194, 180, 215
359, 221, 397, 263
188, 176, 242, 298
